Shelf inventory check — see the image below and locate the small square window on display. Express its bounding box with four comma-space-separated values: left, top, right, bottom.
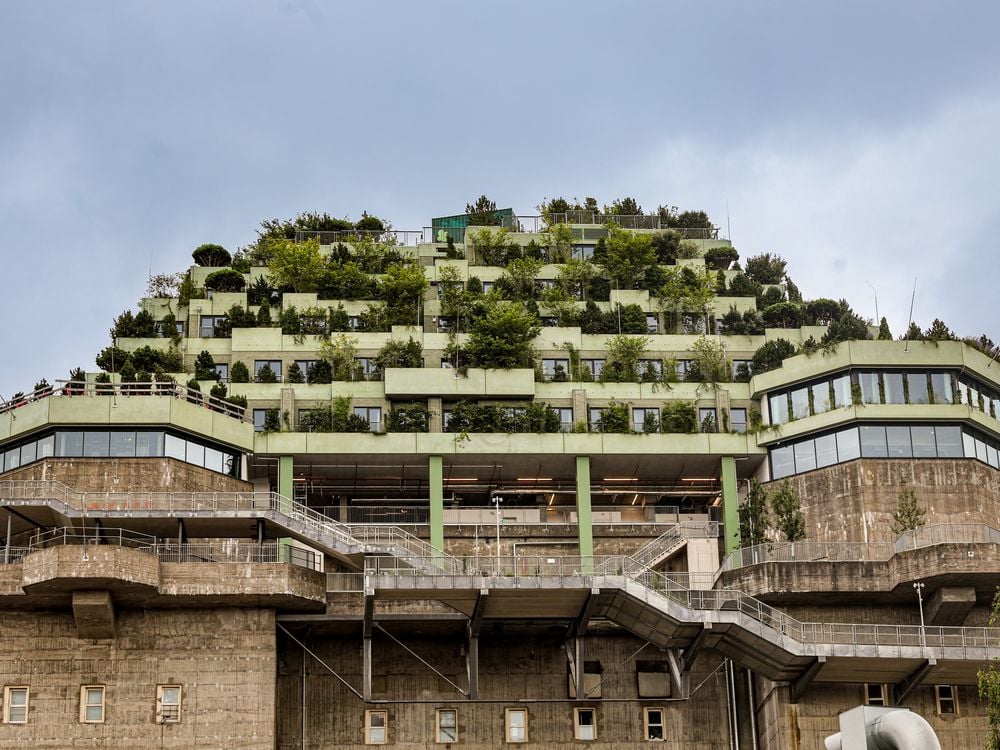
365, 709, 387, 744
505, 707, 528, 743
574, 707, 596, 740
436, 708, 457, 743
864, 683, 887, 706
644, 707, 665, 740
81, 685, 105, 723
3, 686, 28, 724
157, 685, 181, 723
936, 685, 958, 715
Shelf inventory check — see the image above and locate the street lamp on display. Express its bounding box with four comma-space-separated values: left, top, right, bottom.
492, 495, 503, 572
913, 582, 926, 649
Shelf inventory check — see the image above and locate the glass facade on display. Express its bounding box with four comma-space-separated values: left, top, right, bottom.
0, 429, 240, 477
769, 424, 987, 479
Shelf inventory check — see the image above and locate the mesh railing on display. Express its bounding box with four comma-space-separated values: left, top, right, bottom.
720, 523, 1000, 572
0, 380, 250, 423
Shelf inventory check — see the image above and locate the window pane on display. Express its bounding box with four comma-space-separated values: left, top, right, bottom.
815, 434, 838, 467
204, 447, 224, 473
859, 372, 881, 404
962, 431, 976, 458
911, 426, 937, 457
886, 426, 913, 458
136, 431, 164, 457
794, 440, 817, 473
85, 706, 102, 722
164, 434, 186, 461
4, 448, 19, 472
731, 408, 748, 434
771, 446, 795, 479
161, 687, 179, 704
936, 426, 963, 457
20, 441, 37, 465
975, 438, 988, 463
769, 393, 789, 425
811, 383, 831, 414
929, 373, 953, 405
56, 431, 83, 457
109, 432, 137, 457
883, 373, 904, 404
859, 425, 888, 457
37, 434, 55, 459
83, 431, 110, 457
185, 441, 205, 467
988, 445, 1000, 469
790, 387, 810, 419
836, 427, 861, 462
832, 375, 851, 408
907, 373, 929, 404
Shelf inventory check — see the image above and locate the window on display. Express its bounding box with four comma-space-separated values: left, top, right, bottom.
582, 359, 604, 380
588, 408, 605, 432
699, 408, 718, 433
505, 708, 528, 743
645, 313, 659, 334
574, 707, 596, 740
357, 358, 377, 380
541, 358, 570, 381
793, 441, 816, 473
633, 407, 659, 433
436, 708, 457, 743
644, 707, 665, 740
639, 359, 663, 380
769, 393, 789, 425
811, 382, 831, 414
930, 373, 954, 404
83, 431, 110, 457
572, 244, 594, 260
214, 363, 229, 383
859, 425, 888, 457
864, 683, 888, 706
3, 687, 27, 724
365, 709, 387, 744
731, 360, 752, 380
553, 407, 573, 432
675, 360, 693, 380
540, 316, 559, 327
157, 685, 181, 723
907, 373, 929, 404
730, 408, 748, 434
199, 315, 225, 338
883, 372, 905, 404
832, 374, 852, 408
254, 360, 282, 382
770, 445, 795, 479
858, 372, 881, 404
936, 685, 957, 715
253, 409, 270, 433
815, 433, 838, 468
81, 685, 105, 723
354, 406, 382, 432
109, 431, 137, 457
790, 387, 809, 420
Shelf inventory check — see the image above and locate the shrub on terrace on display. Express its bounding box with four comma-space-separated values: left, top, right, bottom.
744, 253, 788, 285
595, 400, 631, 433
204, 269, 246, 293
374, 338, 423, 373
194, 351, 218, 380
387, 404, 430, 433
704, 245, 739, 271
299, 398, 371, 433
661, 401, 698, 434
465, 301, 540, 369
230, 361, 250, 383
750, 338, 796, 375
192, 243, 232, 267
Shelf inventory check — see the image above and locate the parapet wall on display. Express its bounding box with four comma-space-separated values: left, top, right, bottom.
2, 457, 251, 493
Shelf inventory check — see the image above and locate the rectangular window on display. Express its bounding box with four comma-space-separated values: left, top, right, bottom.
815, 433, 838, 467
769, 393, 789, 425
886, 426, 913, 458
790, 386, 810, 420
699, 408, 718, 433
811, 382, 831, 414
356, 358, 377, 380
883, 372, 905, 404
505, 708, 528, 743
36, 435, 55, 459
365, 709, 387, 744
436, 708, 457, 743
832, 374, 852, 408
770, 445, 795, 479
19, 441, 36, 465
164, 433, 187, 460
199, 316, 224, 338
254, 360, 282, 382
858, 372, 881, 404
204, 447, 224, 474
864, 683, 887, 706
185, 441, 205, 467
836, 427, 861, 462
633, 407, 659, 433
553, 407, 573, 432
253, 409, 268, 433
936, 685, 957, 715
936, 426, 963, 457
109, 431, 137, 458
907, 373, 929, 404
353, 406, 382, 432
135, 431, 164, 457
83, 431, 110, 457
80, 685, 105, 723
645, 313, 659, 334
3, 686, 28, 724
910, 426, 937, 457
859, 425, 888, 458
644, 707, 665, 741
214, 363, 229, 383
3, 448, 20, 472
730, 408, 748, 434
731, 360, 752, 380
574, 707, 596, 741
588, 408, 605, 432
541, 358, 570, 381
676, 360, 693, 380
930, 373, 954, 404
639, 359, 663, 380
794, 441, 817, 473
582, 359, 604, 380
157, 685, 181, 723
572, 244, 594, 260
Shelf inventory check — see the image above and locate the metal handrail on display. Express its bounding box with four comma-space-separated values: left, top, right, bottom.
0, 380, 251, 423
719, 523, 1000, 572
630, 521, 719, 569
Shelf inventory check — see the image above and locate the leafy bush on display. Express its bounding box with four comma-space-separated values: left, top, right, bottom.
744, 253, 787, 285
662, 401, 697, 433
204, 269, 246, 292
445, 401, 562, 433
761, 302, 804, 329
466, 195, 500, 226
704, 245, 739, 271
650, 230, 682, 264
375, 338, 423, 373
299, 397, 372, 433
194, 350, 218, 380
750, 339, 796, 375
595, 400, 631, 433
719, 307, 765, 336
686, 336, 729, 382
387, 404, 430, 433
192, 243, 232, 267
466, 301, 540, 369
601, 335, 648, 382
286, 362, 304, 384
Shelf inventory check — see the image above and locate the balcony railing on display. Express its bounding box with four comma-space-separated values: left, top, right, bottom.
316, 504, 697, 526
0, 380, 250, 423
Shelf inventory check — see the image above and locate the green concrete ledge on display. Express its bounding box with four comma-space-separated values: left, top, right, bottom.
383, 368, 536, 398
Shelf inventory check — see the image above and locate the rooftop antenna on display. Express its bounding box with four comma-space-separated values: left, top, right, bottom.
903, 278, 917, 353
726, 201, 732, 242
865, 281, 879, 324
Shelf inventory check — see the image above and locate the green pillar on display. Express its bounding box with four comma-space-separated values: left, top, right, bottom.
429, 455, 444, 556
278, 455, 294, 560
720, 456, 740, 555
575, 456, 594, 572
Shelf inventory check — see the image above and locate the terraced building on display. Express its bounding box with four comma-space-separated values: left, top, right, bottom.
1, 207, 998, 748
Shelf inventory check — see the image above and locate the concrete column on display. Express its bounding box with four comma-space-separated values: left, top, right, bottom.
428, 398, 443, 433
278, 456, 294, 506
571, 389, 587, 427
720, 456, 740, 555
575, 456, 594, 571
429, 455, 444, 555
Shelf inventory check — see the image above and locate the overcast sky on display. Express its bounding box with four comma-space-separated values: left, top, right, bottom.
1, 1, 998, 396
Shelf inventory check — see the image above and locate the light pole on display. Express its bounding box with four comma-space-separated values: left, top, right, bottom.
492, 495, 503, 573
913, 582, 926, 649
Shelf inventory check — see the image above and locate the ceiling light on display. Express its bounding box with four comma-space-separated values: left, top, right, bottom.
517, 477, 552, 482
